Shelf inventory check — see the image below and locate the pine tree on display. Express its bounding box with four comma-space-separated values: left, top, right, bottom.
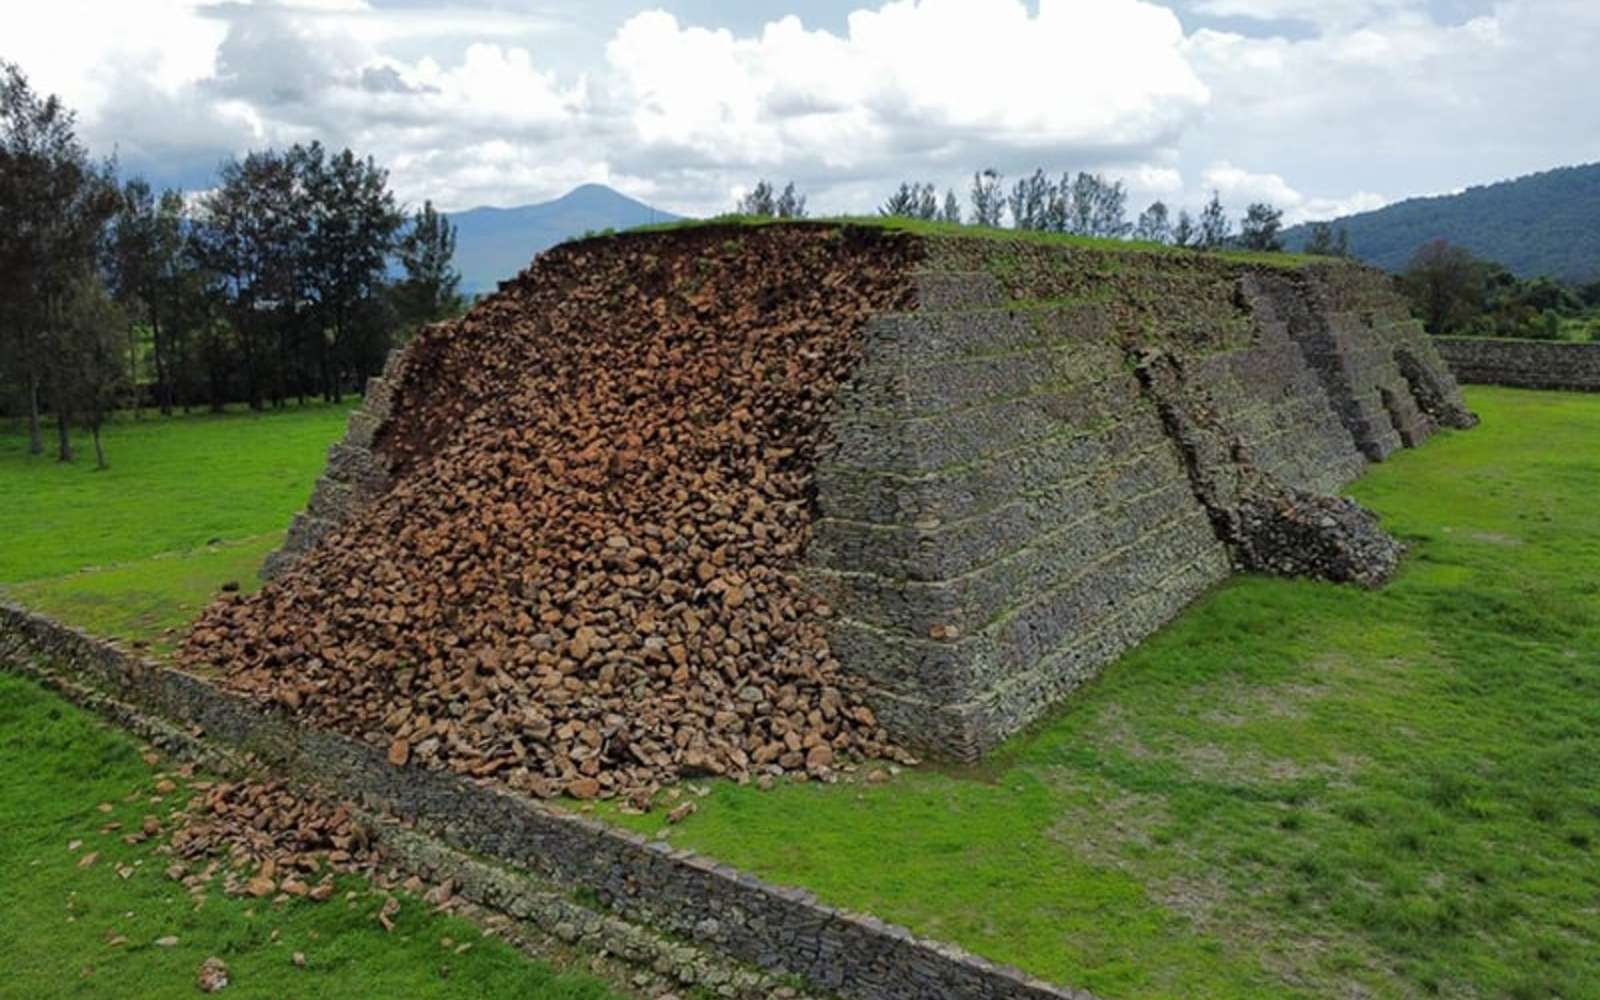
109, 177, 188, 415
775, 182, 806, 219
305, 146, 403, 401
1173, 209, 1197, 248
1007, 170, 1051, 231
1088, 176, 1130, 238
881, 182, 920, 218
59, 270, 129, 469
1134, 201, 1172, 244
394, 200, 462, 337
941, 189, 962, 225
0, 61, 119, 457
1067, 172, 1097, 235
1305, 221, 1352, 258
1239, 202, 1285, 252
970, 170, 1005, 228
1044, 174, 1071, 233
1197, 191, 1232, 250
738, 180, 806, 218
737, 180, 777, 216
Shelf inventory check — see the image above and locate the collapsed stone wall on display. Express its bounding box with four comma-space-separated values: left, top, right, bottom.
239, 227, 1474, 772
193, 226, 923, 805
1434, 337, 1600, 391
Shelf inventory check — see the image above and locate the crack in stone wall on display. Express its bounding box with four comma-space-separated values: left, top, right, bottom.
1131, 344, 1401, 589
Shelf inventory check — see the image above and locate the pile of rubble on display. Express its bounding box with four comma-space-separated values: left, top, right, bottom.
183, 226, 922, 806
1233, 489, 1404, 588
165, 779, 382, 900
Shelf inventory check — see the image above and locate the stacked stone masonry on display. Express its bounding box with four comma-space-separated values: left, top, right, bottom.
260, 347, 407, 580
808, 245, 1475, 759
259, 229, 1476, 761
1434, 337, 1600, 391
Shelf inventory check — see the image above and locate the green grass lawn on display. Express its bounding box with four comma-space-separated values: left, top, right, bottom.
621, 214, 1316, 269
3, 389, 1598, 999
0, 404, 352, 649
6, 535, 279, 657
0, 403, 353, 585
0, 673, 622, 1000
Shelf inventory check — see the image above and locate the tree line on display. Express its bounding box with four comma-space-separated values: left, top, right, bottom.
0, 62, 464, 467
739, 169, 1347, 256
1400, 239, 1600, 341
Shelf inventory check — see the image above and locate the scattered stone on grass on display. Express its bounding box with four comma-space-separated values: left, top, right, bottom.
196, 956, 230, 993
666, 801, 696, 824
161, 780, 382, 901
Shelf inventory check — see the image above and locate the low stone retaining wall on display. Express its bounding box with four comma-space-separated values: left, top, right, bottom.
1434, 337, 1600, 391
0, 602, 1088, 1000
6, 650, 797, 998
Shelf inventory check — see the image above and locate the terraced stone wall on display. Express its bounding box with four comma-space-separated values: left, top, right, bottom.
806, 241, 1474, 758
1253, 267, 1475, 459
806, 276, 1231, 757
1434, 337, 1600, 391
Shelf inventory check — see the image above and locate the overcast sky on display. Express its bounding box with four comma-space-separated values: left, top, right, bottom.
6, 0, 1598, 223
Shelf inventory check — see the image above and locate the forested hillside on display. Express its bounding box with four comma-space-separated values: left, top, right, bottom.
1284, 163, 1600, 281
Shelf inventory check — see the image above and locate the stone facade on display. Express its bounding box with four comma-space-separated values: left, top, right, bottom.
0, 602, 1088, 1000
806, 250, 1475, 759
1245, 268, 1476, 459
260, 348, 406, 580
1434, 337, 1600, 391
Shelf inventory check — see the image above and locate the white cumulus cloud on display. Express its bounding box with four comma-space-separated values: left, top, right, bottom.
604, 0, 1212, 213
1200, 162, 1387, 224
1, 0, 1596, 231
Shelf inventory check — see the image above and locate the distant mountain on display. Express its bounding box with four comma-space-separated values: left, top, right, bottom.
448, 185, 681, 294
1283, 163, 1600, 282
